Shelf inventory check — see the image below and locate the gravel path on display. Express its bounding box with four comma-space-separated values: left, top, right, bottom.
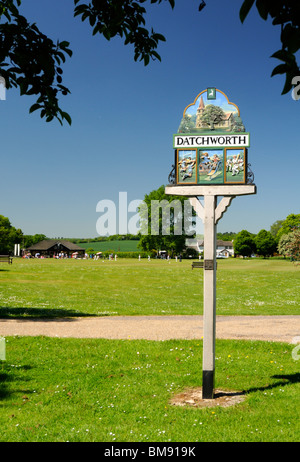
0, 315, 299, 343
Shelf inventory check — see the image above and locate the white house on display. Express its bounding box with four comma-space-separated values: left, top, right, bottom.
186, 239, 234, 258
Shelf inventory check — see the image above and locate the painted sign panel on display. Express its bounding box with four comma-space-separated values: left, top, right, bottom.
198, 149, 224, 184
177, 149, 197, 183
225, 148, 246, 183
173, 89, 250, 185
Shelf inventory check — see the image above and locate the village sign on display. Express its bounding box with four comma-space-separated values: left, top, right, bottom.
166, 88, 256, 399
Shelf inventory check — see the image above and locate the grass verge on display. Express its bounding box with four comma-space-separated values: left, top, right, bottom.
0, 336, 299, 442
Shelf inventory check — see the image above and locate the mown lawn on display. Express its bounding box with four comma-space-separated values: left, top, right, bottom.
0, 336, 299, 442
0, 257, 299, 317
0, 258, 299, 443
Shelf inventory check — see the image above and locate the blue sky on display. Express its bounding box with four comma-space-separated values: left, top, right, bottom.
1, 0, 299, 238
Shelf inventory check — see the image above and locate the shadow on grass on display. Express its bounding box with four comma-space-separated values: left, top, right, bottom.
245, 373, 300, 394
272, 373, 300, 384
0, 365, 33, 400
0, 307, 96, 319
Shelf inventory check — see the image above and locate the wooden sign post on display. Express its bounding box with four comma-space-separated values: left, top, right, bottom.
166, 89, 257, 399
166, 185, 256, 398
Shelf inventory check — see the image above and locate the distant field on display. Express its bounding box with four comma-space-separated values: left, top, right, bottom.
78, 240, 139, 252
0, 258, 299, 318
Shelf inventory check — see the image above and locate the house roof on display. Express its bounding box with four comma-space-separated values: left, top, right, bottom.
197, 240, 233, 247
217, 240, 234, 247
27, 239, 85, 251
223, 112, 234, 120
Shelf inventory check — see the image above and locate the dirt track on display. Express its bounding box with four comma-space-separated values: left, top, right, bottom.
0, 315, 299, 343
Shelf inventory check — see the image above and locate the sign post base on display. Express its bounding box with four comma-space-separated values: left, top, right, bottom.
202, 370, 215, 399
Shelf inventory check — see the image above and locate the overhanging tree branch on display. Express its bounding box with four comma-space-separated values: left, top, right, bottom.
0, 1, 73, 124
239, 0, 300, 95
1, 0, 297, 126
73, 0, 174, 65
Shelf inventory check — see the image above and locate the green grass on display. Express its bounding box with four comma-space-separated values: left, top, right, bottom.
0, 258, 299, 442
0, 258, 299, 318
0, 336, 299, 442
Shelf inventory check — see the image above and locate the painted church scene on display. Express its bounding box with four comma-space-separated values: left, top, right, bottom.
178, 89, 245, 134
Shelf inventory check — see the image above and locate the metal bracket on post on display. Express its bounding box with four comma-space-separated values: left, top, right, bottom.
204, 259, 214, 270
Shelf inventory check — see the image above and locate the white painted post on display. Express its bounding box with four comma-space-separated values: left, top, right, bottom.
202, 195, 217, 399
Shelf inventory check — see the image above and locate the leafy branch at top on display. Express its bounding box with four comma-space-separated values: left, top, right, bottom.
73, 0, 177, 65
0, 0, 73, 125
239, 0, 300, 94
1, 0, 297, 126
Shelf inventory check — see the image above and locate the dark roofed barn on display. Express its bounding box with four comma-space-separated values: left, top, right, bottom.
27, 240, 85, 258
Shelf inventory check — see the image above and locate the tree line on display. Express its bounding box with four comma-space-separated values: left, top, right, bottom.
70, 234, 140, 244
0, 206, 299, 260
233, 214, 300, 259
135, 185, 300, 259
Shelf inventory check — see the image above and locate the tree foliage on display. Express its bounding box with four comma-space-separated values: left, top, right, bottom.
0, 0, 177, 124
23, 233, 47, 248
233, 229, 256, 257
73, 0, 171, 66
0, 214, 23, 254
276, 213, 300, 241
1, 1, 298, 125
138, 184, 194, 255
239, 0, 300, 95
217, 231, 237, 241
278, 229, 300, 260
277, 232, 293, 258
0, 0, 73, 124
201, 104, 225, 130
255, 229, 276, 257
269, 219, 284, 239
